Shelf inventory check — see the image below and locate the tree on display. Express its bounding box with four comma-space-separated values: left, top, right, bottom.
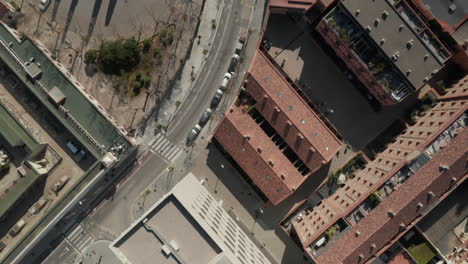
133, 81, 142, 95
98, 38, 140, 74
84, 49, 98, 64
143, 39, 152, 52
141, 76, 151, 88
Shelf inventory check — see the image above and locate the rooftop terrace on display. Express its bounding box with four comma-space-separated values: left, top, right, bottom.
339, 0, 449, 89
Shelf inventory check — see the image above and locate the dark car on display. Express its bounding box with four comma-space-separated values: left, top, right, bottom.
210, 89, 224, 109
199, 109, 213, 126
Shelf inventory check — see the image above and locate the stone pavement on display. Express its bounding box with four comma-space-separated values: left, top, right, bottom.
138, 0, 225, 145
78, 241, 120, 264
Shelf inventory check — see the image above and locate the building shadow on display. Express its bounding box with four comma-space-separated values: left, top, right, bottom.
61, 0, 79, 44
85, 0, 103, 43
105, 0, 117, 26
0, 177, 46, 239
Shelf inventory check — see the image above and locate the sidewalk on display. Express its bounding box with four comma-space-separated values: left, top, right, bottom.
79, 241, 120, 264
138, 0, 225, 146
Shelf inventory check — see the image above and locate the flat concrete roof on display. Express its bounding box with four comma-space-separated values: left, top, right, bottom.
116, 197, 220, 264
341, 0, 444, 89
422, 0, 468, 28
111, 174, 271, 264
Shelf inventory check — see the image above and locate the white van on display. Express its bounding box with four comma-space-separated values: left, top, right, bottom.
10, 219, 26, 237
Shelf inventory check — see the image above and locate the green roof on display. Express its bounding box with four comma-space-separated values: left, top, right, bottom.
0, 100, 41, 219
0, 102, 37, 149
0, 24, 132, 158
0, 169, 41, 219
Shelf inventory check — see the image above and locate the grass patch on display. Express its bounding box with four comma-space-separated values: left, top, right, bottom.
408, 243, 436, 264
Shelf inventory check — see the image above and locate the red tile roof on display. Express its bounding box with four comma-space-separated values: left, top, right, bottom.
214, 106, 306, 205
248, 51, 341, 163
292, 99, 467, 247
317, 128, 468, 264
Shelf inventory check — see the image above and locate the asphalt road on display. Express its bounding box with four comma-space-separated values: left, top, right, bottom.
39, 0, 263, 262
166, 0, 243, 143
90, 0, 254, 233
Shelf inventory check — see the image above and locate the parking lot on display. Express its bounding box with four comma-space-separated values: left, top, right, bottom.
264, 14, 416, 151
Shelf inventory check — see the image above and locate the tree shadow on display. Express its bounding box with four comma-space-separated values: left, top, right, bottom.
61, 0, 79, 44
85, 0, 103, 44
104, 0, 117, 26
51, 0, 62, 22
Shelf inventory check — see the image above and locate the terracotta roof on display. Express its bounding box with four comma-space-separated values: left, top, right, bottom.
439, 75, 468, 101
214, 106, 307, 205
292, 99, 467, 247
317, 128, 468, 264
248, 51, 341, 162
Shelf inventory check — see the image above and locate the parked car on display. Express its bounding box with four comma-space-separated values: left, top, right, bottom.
186, 124, 202, 146
228, 54, 240, 74
9, 219, 26, 237
199, 108, 213, 126
39, 0, 51, 11
51, 175, 70, 195
235, 41, 244, 55
219, 73, 232, 91
210, 89, 224, 109
28, 197, 48, 216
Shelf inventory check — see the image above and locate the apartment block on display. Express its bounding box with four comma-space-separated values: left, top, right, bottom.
315, 0, 453, 105
289, 76, 468, 263
214, 50, 342, 205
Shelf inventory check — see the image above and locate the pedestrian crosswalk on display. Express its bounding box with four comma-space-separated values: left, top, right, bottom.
65, 224, 94, 253
148, 132, 184, 162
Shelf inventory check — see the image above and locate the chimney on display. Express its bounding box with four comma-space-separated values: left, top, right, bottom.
428, 191, 435, 199
439, 165, 449, 172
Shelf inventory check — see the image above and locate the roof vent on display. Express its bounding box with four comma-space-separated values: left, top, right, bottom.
268, 160, 274, 167
451, 177, 457, 185
417, 202, 423, 209
428, 191, 435, 198
355, 9, 360, 16
358, 254, 364, 259
406, 69, 411, 76
439, 165, 449, 172
388, 210, 396, 217
365, 26, 372, 32
423, 77, 429, 82
432, 69, 439, 75
399, 223, 406, 230
407, 39, 414, 48
257, 147, 262, 153
374, 19, 380, 26
382, 10, 389, 19
370, 243, 376, 250
380, 38, 385, 45
424, 54, 429, 61
8, 42, 13, 48
355, 231, 361, 237
399, 24, 404, 31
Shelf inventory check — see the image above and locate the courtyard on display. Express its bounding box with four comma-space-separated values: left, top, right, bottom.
263, 14, 417, 151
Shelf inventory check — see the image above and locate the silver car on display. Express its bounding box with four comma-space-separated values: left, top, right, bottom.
187, 124, 202, 145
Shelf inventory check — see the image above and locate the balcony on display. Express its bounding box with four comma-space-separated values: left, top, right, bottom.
307, 218, 351, 258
